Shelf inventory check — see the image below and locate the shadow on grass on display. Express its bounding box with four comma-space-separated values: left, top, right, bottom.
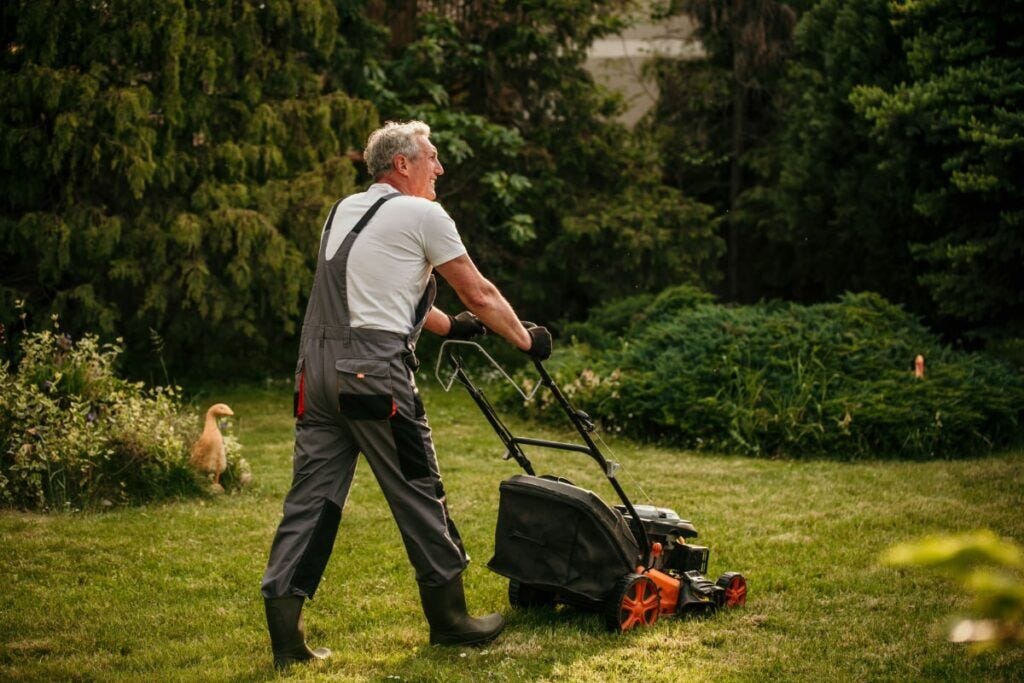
379, 603, 665, 682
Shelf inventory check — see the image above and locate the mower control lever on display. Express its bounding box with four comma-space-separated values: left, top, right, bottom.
575, 410, 595, 432
435, 340, 541, 401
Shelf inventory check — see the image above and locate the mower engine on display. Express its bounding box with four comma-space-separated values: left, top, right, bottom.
617, 504, 746, 613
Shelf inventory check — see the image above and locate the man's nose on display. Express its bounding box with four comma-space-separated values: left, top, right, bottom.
435, 161, 444, 175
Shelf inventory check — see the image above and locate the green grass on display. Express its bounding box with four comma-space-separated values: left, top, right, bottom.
2, 379, 1023, 681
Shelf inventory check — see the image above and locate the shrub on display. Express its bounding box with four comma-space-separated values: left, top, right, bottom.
0, 323, 249, 510
499, 291, 1024, 459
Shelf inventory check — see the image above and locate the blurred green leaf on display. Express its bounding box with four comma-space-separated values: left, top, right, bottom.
882, 530, 1024, 649
883, 531, 1023, 572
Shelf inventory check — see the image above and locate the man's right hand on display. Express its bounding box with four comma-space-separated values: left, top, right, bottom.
522, 325, 552, 361
447, 311, 486, 340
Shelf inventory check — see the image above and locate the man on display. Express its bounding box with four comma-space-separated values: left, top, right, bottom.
261, 120, 552, 669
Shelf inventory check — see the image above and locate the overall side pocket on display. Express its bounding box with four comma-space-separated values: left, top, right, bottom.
336, 358, 395, 420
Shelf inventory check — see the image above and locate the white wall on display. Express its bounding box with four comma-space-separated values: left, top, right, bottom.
585, 14, 704, 126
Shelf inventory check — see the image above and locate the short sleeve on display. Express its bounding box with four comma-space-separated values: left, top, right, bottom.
420, 202, 468, 267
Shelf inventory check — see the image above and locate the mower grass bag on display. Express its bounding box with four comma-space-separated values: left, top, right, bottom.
488, 474, 639, 604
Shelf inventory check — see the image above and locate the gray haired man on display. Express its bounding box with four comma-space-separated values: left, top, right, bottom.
261, 120, 551, 668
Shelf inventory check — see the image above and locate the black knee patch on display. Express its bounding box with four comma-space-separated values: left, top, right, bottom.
290, 499, 342, 598
391, 415, 431, 480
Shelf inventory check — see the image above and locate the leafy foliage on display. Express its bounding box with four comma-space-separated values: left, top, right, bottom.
3, 0, 1018, 384
884, 531, 1024, 650
0, 323, 248, 510
0, 1, 724, 376
501, 288, 1024, 458
555, 185, 723, 305
0, 0, 379, 378
353, 3, 723, 320
646, 0, 797, 300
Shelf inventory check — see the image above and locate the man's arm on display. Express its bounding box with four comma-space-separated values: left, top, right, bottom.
423, 307, 452, 336
434, 254, 532, 351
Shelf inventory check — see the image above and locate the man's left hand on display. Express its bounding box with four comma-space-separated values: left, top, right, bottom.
447, 311, 486, 340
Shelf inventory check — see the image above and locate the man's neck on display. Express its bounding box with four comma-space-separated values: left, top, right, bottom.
376, 172, 411, 195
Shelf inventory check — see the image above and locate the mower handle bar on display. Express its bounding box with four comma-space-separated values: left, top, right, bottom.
435, 340, 541, 402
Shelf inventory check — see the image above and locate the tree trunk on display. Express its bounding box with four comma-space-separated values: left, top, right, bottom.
366, 0, 418, 49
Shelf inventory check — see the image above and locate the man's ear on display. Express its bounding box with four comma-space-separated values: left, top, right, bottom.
394, 154, 409, 176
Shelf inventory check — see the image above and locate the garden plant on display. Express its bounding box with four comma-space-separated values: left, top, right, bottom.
0, 322, 249, 511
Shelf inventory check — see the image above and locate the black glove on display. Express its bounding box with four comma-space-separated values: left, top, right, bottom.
522, 325, 552, 361
446, 311, 486, 340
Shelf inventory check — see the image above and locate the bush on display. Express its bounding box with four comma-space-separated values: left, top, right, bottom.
0, 323, 249, 510
500, 291, 1024, 459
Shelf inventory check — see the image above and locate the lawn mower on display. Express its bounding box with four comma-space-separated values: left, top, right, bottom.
436, 339, 747, 632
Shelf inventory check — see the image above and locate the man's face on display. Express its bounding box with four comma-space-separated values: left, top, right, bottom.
404, 135, 444, 200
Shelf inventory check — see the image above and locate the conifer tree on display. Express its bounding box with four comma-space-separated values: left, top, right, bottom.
1, 0, 378, 377
646, 0, 796, 302
851, 0, 1024, 340
766, 0, 926, 307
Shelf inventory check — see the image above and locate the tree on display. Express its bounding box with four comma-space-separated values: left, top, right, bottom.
1, 0, 726, 380
1, 0, 379, 378
658, 0, 796, 300
851, 0, 1024, 341
760, 0, 929, 308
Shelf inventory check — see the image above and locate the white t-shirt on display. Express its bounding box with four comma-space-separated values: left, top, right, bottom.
322, 183, 467, 334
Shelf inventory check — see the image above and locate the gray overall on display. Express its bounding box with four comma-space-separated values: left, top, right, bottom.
261, 193, 469, 599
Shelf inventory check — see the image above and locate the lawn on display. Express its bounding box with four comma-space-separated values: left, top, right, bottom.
1, 378, 1023, 681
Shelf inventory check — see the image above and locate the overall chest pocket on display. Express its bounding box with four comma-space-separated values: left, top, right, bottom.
336, 358, 395, 420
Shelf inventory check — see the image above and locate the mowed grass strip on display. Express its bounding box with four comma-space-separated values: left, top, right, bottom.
1, 380, 1022, 682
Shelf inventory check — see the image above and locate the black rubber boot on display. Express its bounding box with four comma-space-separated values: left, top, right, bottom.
264, 596, 331, 669
418, 575, 505, 646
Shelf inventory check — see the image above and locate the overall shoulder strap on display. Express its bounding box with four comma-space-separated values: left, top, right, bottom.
318, 191, 400, 259
316, 191, 403, 328
351, 192, 402, 235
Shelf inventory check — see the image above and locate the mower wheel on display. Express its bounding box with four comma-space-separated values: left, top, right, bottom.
715, 572, 747, 608
604, 573, 660, 632
508, 579, 555, 609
